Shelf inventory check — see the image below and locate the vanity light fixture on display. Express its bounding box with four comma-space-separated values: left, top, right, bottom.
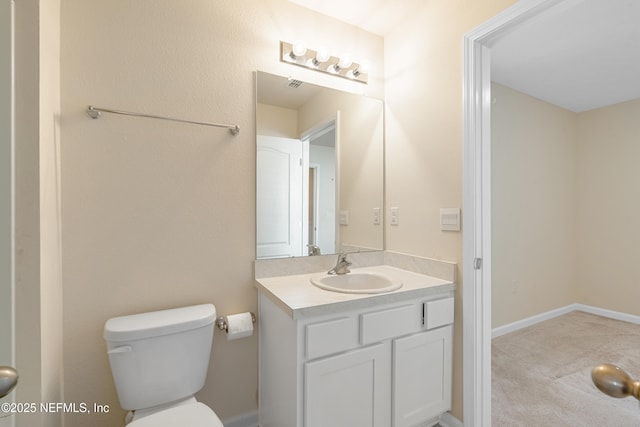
280, 41, 369, 84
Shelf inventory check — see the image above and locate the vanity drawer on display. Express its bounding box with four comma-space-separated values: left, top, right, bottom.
305, 316, 359, 360
360, 304, 422, 345
423, 297, 454, 330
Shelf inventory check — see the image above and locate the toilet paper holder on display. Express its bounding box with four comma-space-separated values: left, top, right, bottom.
216, 312, 257, 333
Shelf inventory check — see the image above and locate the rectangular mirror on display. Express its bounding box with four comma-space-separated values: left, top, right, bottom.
256, 71, 384, 259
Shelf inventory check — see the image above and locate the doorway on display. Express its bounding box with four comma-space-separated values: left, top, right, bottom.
464, 0, 640, 424
303, 121, 337, 256
462, 0, 578, 425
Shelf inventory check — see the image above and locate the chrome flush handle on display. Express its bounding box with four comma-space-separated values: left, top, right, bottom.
0, 366, 18, 399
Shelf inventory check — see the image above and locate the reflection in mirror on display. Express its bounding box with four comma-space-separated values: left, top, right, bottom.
256, 71, 384, 259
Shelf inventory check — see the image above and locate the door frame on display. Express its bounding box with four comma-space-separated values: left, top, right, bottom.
462, 0, 569, 425
0, 0, 15, 372
0, 2, 15, 425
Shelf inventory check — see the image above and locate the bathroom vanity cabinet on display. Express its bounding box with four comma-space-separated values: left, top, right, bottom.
256, 266, 454, 427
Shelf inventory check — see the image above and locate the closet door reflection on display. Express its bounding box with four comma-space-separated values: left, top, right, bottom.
256, 135, 304, 259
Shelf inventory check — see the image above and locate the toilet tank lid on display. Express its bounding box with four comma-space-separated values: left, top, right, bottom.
103, 304, 216, 342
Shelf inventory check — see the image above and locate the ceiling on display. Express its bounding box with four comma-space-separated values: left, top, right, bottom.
490, 0, 640, 112
257, 71, 324, 110
291, 0, 640, 113
288, 0, 424, 36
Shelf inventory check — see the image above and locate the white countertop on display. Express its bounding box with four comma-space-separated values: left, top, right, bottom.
255, 264, 455, 319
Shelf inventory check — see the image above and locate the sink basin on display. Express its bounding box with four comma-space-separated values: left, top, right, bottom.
311, 271, 402, 294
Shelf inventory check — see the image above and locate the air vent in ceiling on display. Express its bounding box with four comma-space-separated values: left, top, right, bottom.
286, 78, 304, 89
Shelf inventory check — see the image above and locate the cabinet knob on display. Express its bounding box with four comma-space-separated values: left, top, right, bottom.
592, 364, 640, 400
0, 366, 18, 398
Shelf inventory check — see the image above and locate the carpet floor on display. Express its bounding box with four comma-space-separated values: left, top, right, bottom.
492, 311, 640, 426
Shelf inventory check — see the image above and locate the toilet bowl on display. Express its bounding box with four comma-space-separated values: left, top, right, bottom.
128, 401, 222, 427
103, 304, 223, 426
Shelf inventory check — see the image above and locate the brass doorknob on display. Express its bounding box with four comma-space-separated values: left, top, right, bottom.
0, 366, 18, 398
591, 364, 640, 400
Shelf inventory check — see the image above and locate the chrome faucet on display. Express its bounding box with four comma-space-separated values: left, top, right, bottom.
307, 244, 321, 256
328, 253, 351, 275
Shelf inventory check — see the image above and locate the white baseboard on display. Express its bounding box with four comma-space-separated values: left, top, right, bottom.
575, 303, 640, 325
492, 304, 578, 338
440, 411, 463, 427
223, 410, 258, 427
231, 409, 461, 427
492, 303, 640, 339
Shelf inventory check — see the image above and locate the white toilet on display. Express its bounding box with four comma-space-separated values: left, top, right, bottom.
103, 304, 223, 426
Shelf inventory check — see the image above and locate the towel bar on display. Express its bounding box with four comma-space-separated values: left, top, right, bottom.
87, 105, 240, 136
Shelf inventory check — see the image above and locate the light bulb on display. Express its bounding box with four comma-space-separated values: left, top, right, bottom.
316, 46, 330, 63
291, 40, 307, 58
309, 46, 330, 68
358, 61, 370, 74
338, 55, 352, 69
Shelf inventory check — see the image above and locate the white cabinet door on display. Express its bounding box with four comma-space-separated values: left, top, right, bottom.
305, 343, 391, 427
393, 325, 453, 427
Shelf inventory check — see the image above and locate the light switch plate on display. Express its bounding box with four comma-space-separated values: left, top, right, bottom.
440, 208, 460, 231
340, 210, 349, 225
373, 207, 381, 225
390, 207, 399, 226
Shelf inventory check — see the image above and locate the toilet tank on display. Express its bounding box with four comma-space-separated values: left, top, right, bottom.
103, 304, 216, 411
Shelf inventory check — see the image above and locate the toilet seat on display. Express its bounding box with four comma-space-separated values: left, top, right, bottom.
127, 402, 223, 427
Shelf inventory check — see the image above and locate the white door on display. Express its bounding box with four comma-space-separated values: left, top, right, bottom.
304, 343, 391, 427
0, 1, 15, 426
256, 135, 303, 258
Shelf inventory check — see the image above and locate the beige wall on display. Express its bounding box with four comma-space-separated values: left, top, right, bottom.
256, 103, 298, 138
492, 85, 640, 328
384, 0, 517, 419
491, 83, 578, 328
14, 0, 560, 425
576, 98, 640, 315
40, 0, 640, 424
52, 0, 559, 424
60, 1, 382, 425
